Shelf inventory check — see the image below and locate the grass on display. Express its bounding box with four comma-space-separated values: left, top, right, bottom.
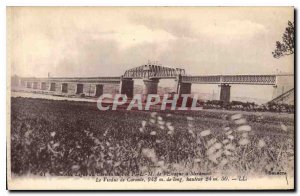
10, 97, 294, 178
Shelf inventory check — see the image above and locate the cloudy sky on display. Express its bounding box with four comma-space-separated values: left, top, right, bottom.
8, 7, 294, 101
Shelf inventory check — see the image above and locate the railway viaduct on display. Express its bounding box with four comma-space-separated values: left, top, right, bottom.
13, 64, 294, 103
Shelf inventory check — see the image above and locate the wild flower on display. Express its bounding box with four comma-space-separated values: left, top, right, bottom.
280, 123, 288, 132
141, 148, 157, 163
167, 125, 174, 131
237, 125, 251, 132
71, 165, 80, 171
239, 138, 250, 146
150, 131, 156, 135
187, 116, 194, 121
242, 132, 248, 138
231, 113, 243, 120
50, 131, 56, 137
257, 139, 266, 148
142, 120, 147, 128
150, 112, 157, 118
158, 120, 165, 126
200, 129, 211, 137
224, 127, 230, 132
159, 125, 165, 130
207, 138, 217, 147
150, 119, 156, 124
167, 130, 174, 135
234, 118, 247, 125
213, 143, 222, 150
139, 127, 144, 133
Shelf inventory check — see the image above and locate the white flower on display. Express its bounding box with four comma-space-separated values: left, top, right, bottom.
167, 125, 174, 131
200, 129, 211, 137
224, 150, 232, 156
226, 130, 233, 135
257, 139, 266, 148
151, 112, 157, 117
150, 131, 156, 135
141, 120, 147, 127
139, 127, 144, 133
280, 123, 288, 132
220, 158, 228, 166
225, 143, 235, 150
187, 116, 194, 121
50, 132, 56, 137
213, 143, 222, 150
71, 165, 80, 171
234, 118, 247, 125
207, 146, 217, 155
142, 148, 157, 162
242, 132, 248, 138
157, 160, 164, 167
239, 138, 250, 146
158, 120, 165, 125
222, 139, 229, 144
207, 138, 217, 147
94, 138, 101, 145
231, 113, 242, 121
194, 158, 201, 163
237, 125, 252, 132
223, 127, 230, 131
114, 162, 121, 167
150, 119, 156, 124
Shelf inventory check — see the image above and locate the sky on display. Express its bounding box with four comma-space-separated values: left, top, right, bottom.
8, 7, 294, 101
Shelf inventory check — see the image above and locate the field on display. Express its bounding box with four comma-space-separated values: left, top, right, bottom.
10, 97, 294, 178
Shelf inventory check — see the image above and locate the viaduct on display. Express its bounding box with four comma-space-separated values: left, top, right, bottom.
13, 64, 294, 103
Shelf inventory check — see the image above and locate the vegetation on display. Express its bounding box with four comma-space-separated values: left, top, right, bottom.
272, 21, 294, 59
11, 98, 294, 177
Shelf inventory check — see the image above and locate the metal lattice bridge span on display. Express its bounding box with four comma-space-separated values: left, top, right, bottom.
14, 64, 294, 103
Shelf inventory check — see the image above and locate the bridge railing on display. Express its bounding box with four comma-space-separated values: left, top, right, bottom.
181, 75, 277, 85
20, 77, 121, 84
123, 65, 185, 79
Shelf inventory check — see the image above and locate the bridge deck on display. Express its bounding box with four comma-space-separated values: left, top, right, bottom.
19, 74, 293, 86
21, 77, 121, 84
181, 75, 277, 85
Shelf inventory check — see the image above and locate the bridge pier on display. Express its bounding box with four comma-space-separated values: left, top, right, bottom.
219, 84, 231, 103
20, 80, 26, 87
95, 84, 103, 97
177, 82, 192, 95
41, 82, 47, 90
175, 74, 192, 95
119, 78, 134, 98
49, 83, 56, 91
75, 83, 84, 94
142, 78, 159, 102
26, 81, 31, 88
61, 83, 68, 93
32, 82, 38, 89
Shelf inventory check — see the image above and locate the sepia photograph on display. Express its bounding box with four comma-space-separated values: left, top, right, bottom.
6, 6, 294, 190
